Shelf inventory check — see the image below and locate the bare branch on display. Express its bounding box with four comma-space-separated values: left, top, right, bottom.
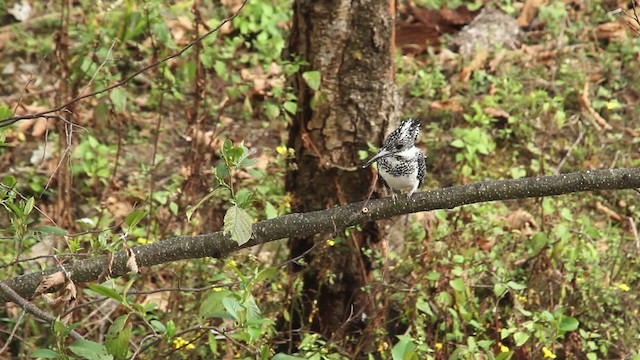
1, 167, 639, 304
0, 280, 83, 340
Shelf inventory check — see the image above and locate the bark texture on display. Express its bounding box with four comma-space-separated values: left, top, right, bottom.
285, 0, 400, 350
2, 167, 639, 304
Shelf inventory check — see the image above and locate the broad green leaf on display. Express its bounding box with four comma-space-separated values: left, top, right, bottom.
32, 225, 68, 236
223, 205, 253, 245
30, 349, 59, 358
216, 162, 229, 181
0, 105, 13, 120
507, 281, 527, 291
558, 316, 579, 332
109, 88, 127, 112
255, 266, 277, 283
273, 354, 306, 360
24, 197, 35, 216
273, 354, 307, 360
150, 320, 166, 333
302, 70, 321, 91
263, 102, 280, 120
169, 201, 179, 215
124, 209, 147, 229
494, 283, 507, 297
513, 331, 530, 346
2, 175, 17, 187
391, 336, 418, 360
264, 201, 278, 219
105, 316, 130, 360
69, 339, 113, 360
86, 284, 125, 303
530, 232, 548, 253
166, 320, 176, 338
199, 289, 234, 319
186, 187, 227, 222
449, 278, 466, 292
222, 296, 242, 321
106, 315, 128, 336
283, 101, 297, 114
451, 139, 465, 148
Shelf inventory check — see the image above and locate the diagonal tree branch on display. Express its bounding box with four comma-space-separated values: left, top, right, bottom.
1, 167, 639, 303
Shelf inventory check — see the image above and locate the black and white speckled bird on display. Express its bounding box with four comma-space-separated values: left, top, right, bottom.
363, 118, 426, 200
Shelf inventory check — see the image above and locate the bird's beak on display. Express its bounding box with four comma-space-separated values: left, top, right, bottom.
363, 148, 390, 168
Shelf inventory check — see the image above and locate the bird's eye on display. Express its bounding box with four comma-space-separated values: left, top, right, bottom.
395, 144, 402, 150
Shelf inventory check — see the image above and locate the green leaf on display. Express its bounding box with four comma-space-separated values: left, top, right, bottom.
494, 283, 507, 297
105, 317, 130, 360
86, 284, 125, 303
199, 289, 234, 319
166, 320, 176, 338
24, 197, 35, 216
302, 70, 321, 91
186, 187, 227, 222
169, 202, 179, 215
30, 349, 59, 358
150, 320, 166, 333
558, 316, 579, 332
69, 339, 113, 360
124, 209, 147, 229
0, 105, 13, 122
106, 315, 128, 336
32, 225, 68, 236
2, 175, 17, 187
415, 298, 433, 317
449, 278, 466, 292
451, 139, 465, 148
264, 201, 278, 219
513, 331, 530, 346
391, 336, 418, 360
216, 162, 229, 181
223, 205, 254, 246
222, 296, 243, 321
234, 188, 253, 208
263, 102, 280, 120
272, 354, 307, 360
283, 101, 297, 115
507, 281, 527, 291
530, 232, 548, 253
109, 88, 127, 112
255, 266, 277, 283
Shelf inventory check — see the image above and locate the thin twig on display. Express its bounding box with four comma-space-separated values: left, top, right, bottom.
0, 309, 25, 355
554, 128, 584, 175
629, 217, 640, 257
0, 0, 249, 128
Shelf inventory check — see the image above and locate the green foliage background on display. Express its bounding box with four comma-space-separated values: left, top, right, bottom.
0, 0, 639, 359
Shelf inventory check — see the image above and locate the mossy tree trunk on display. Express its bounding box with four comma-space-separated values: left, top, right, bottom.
285, 0, 400, 354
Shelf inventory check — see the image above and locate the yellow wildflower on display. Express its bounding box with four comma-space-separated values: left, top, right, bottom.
276, 145, 288, 156
283, 193, 293, 208
326, 239, 335, 246
435, 343, 443, 350
213, 287, 223, 292
605, 101, 619, 110
172, 337, 195, 350
499, 342, 509, 353
618, 283, 630, 292
227, 259, 237, 268
542, 346, 556, 359
137, 237, 149, 245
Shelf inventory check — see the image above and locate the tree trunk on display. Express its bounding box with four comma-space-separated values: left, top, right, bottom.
285, 0, 399, 354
